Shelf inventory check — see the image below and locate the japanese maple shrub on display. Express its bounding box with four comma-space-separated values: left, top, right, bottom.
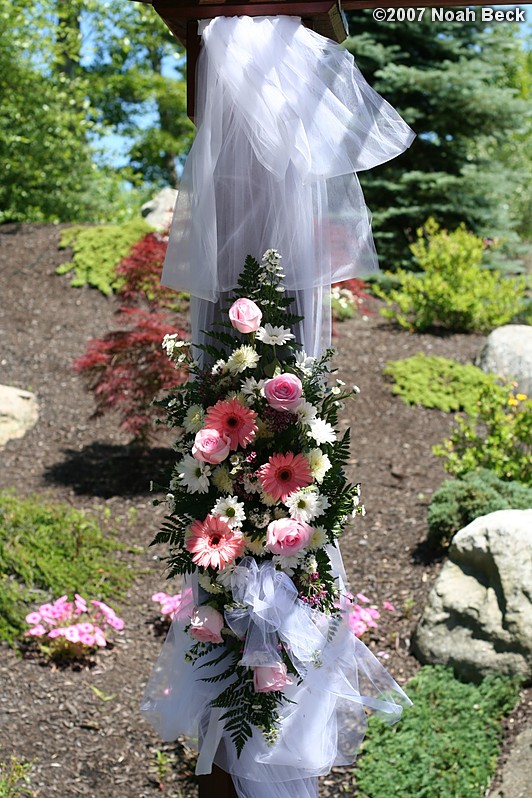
74, 232, 188, 446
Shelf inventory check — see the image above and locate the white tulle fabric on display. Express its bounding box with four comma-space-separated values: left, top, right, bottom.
161, 15, 414, 356
141, 558, 412, 796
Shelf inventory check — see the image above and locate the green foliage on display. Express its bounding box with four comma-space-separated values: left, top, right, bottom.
433, 386, 532, 485
0, 757, 34, 798
57, 219, 150, 294
383, 353, 497, 414
0, 491, 133, 644
355, 665, 521, 798
427, 470, 532, 547
344, 13, 530, 268
377, 219, 527, 332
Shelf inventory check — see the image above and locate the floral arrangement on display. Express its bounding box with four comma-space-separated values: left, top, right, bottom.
151, 250, 370, 755
24, 594, 124, 660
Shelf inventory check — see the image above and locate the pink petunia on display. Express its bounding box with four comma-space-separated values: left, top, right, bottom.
185, 515, 244, 570
204, 398, 258, 450
258, 452, 313, 503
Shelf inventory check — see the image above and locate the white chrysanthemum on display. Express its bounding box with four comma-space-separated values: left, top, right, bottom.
261, 491, 278, 507
216, 564, 236, 589
307, 417, 336, 445
212, 358, 227, 375
183, 404, 205, 434
306, 448, 332, 483
243, 535, 267, 555
273, 507, 288, 519
176, 455, 211, 494
295, 351, 316, 375
212, 465, 233, 494
272, 555, 302, 577
198, 573, 224, 594
308, 526, 328, 550
256, 324, 294, 346
212, 496, 246, 529
226, 345, 259, 374
285, 489, 330, 523
296, 401, 318, 425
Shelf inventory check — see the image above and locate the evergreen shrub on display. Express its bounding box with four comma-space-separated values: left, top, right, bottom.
57, 219, 150, 294
433, 385, 532, 485
383, 354, 496, 414
377, 219, 527, 333
427, 469, 532, 547
0, 491, 132, 644
355, 666, 521, 798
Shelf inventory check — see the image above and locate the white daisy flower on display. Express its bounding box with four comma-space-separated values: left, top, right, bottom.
256, 324, 294, 346
226, 345, 260, 374
198, 573, 224, 594
272, 555, 302, 577
176, 455, 211, 494
243, 535, 267, 555
306, 448, 332, 483
212, 465, 233, 494
308, 526, 328, 550
307, 417, 336, 445
183, 404, 205, 434
216, 564, 236, 589
285, 489, 330, 523
296, 401, 318, 425
212, 496, 246, 528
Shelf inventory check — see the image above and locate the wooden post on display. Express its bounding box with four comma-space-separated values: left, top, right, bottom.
198, 764, 239, 798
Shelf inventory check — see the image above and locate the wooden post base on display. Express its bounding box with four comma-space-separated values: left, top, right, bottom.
198, 765, 239, 798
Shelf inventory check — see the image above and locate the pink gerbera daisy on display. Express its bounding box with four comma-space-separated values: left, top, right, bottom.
185, 515, 245, 570
205, 397, 258, 450
258, 452, 313, 503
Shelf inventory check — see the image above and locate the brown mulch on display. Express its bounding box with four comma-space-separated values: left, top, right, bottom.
0, 223, 529, 797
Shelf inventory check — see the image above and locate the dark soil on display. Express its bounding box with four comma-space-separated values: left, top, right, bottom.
0, 223, 529, 797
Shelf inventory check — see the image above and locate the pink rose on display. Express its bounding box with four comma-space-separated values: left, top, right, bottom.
192, 428, 231, 464
266, 518, 313, 555
228, 298, 263, 334
253, 663, 293, 693
189, 606, 224, 644
263, 373, 303, 412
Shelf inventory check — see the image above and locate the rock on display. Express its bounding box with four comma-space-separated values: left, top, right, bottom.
477, 325, 532, 396
489, 727, 532, 798
141, 187, 178, 231
0, 385, 39, 447
413, 510, 532, 683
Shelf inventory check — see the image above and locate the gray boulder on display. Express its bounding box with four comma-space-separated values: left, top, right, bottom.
0, 385, 39, 447
141, 187, 178, 231
476, 324, 532, 396
414, 509, 532, 683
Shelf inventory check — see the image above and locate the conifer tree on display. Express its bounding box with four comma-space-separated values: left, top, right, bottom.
345, 11, 529, 269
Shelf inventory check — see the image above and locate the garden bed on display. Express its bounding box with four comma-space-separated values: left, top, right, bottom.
0, 223, 529, 797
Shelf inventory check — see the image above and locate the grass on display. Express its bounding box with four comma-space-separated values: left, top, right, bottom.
0, 491, 135, 644
0, 757, 34, 797
355, 665, 521, 798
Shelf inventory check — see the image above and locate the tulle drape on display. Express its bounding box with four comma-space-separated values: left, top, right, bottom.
161, 15, 414, 355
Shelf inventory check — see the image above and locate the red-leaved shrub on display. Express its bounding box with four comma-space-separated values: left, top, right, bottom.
74, 232, 188, 446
